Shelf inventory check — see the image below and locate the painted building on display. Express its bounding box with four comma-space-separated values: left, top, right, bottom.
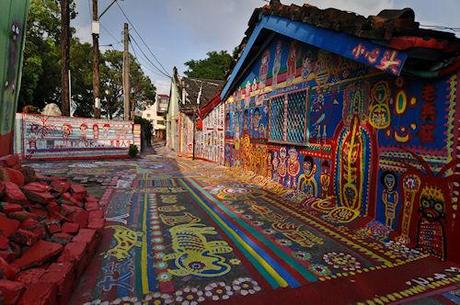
141, 94, 168, 140
166, 68, 222, 156
218, 2, 460, 262
0, 0, 30, 156
166, 68, 181, 151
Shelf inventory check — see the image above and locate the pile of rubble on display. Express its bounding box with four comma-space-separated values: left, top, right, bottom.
0, 155, 105, 305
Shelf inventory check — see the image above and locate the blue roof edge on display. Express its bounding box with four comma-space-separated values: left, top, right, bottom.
220, 15, 408, 100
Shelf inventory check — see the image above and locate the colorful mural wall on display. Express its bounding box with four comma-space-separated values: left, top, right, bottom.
14, 113, 141, 160
224, 35, 460, 262
199, 103, 225, 164
0, 0, 30, 156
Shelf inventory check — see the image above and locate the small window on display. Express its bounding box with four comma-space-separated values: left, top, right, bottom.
269, 89, 308, 145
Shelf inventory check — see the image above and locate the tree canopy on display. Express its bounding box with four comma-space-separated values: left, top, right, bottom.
184, 50, 234, 80
19, 0, 156, 118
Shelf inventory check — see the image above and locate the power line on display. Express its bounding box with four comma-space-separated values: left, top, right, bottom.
421, 24, 460, 32
100, 22, 120, 45
129, 34, 171, 79
130, 36, 171, 79
115, 1, 171, 77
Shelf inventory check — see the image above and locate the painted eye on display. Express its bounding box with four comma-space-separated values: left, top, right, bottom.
421, 199, 430, 208
434, 203, 443, 212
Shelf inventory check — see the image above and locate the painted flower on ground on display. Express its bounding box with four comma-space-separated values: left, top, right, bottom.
157, 271, 172, 282
154, 252, 165, 260
152, 231, 162, 236
323, 252, 361, 271
232, 277, 262, 296
111, 296, 139, 304
153, 244, 165, 251
143, 292, 174, 305
275, 239, 293, 247
155, 261, 168, 269
252, 220, 264, 226
263, 228, 276, 235
175, 287, 205, 305
230, 258, 241, 265
310, 263, 331, 276
243, 214, 253, 220
293, 250, 312, 261
152, 237, 164, 244
204, 282, 233, 301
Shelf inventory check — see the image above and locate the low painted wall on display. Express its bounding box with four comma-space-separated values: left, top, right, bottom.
14, 113, 141, 160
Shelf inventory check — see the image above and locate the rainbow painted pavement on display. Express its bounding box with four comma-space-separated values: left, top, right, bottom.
34, 153, 459, 305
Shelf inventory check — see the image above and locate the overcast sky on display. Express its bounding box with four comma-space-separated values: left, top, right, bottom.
73, 0, 460, 94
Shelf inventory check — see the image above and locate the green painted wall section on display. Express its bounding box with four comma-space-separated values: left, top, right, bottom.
0, 0, 30, 136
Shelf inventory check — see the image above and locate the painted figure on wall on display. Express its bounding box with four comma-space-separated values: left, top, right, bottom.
320, 160, 331, 198
80, 123, 88, 141
302, 50, 316, 79
259, 49, 270, 87
272, 151, 279, 182
381, 171, 399, 228
369, 81, 391, 129
287, 41, 298, 82
272, 41, 282, 86
298, 156, 318, 197
103, 123, 110, 138
399, 151, 460, 260
93, 124, 99, 140
277, 147, 288, 184
287, 148, 300, 189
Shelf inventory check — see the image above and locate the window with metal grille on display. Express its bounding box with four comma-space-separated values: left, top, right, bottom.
269, 90, 308, 144
269, 95, 285, 141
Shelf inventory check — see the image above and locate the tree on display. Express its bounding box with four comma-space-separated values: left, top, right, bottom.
184, 50, 233, 80
18, 0, 77, 111
100, 50, 156, 119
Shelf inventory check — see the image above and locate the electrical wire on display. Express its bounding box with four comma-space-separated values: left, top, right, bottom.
115, 1, 171, 77
130, 34, 172, 79
130, 36, 172, 79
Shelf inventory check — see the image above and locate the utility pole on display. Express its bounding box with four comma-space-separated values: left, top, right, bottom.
92, 0, 101, 118
60, 0, 70, 116
123, 23, 130, 121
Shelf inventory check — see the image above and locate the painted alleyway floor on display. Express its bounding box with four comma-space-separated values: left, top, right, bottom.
28, 148, 460, 305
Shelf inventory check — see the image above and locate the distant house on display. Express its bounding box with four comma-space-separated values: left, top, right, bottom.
166, 67, 222, 156
141, 94, 168, 140
199, 1, 460, 262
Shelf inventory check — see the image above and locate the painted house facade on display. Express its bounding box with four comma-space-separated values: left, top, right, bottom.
166, 68, 181, 151
198, 100, 225, 164
216, 3, 460, 262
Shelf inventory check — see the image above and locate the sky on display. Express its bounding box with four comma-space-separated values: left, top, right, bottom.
73, 0, 460, 94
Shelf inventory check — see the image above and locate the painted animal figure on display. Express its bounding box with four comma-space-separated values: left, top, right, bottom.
104, 225, 143, 261
163, 223, 233, 277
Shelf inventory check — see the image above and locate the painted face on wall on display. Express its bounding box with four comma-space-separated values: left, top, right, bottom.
288, 148, 298, 161
279, 147, 287, 159
303, 156, 315, 176
419, 187, 445, 221
382, 172, 397, 191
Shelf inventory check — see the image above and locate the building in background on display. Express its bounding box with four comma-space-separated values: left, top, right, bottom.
141, 94, 168, 141
166, 67, 222, 155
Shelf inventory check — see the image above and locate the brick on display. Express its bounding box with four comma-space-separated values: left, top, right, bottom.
50, 180, 70, 195
0, 257, 19, 280
50, 233, 73, 245
70, 209, 88, 228
60, 204, 77, 216
88, 218, 105, 232
2, 203, 23, 214
10, 229, 39, 247
17, 282, 57, 305
84, 201, 99, 211
3, 182, 27, 204
61, 223, 79, 235
12, 240, 63, 271
57, 242, 88, 276
40, 262, 74, 305
0, 168, 25, 187
0, 280, 25, 305
8, 211, 37, 222
45, 221, 61, 235
0, 214, 20, 238
0, 155, 19, 168
73, 228, 99, 257
15, 268, 46, 285
0, 235, 9, 250
23, 183, 55, 205
20, 166, 36, 184
89, 209, 104, 219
